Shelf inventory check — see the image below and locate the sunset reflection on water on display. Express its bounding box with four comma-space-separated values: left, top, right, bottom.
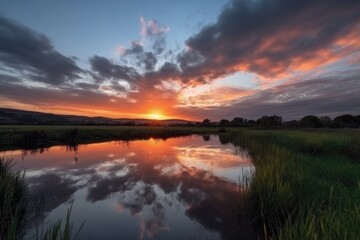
2, 135, 255, 240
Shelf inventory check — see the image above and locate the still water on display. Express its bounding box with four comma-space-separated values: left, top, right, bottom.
3, 135, 255, 240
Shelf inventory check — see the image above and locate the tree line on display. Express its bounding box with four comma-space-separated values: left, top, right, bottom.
197, 114, 360, 128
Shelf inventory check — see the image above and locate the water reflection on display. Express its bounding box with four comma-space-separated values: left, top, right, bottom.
3, 135, 255, 240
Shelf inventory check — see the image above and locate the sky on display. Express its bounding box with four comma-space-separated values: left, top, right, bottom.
0, 0, 360, 121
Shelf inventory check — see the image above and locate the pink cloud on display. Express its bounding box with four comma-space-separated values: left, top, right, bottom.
140, 16, 170, 38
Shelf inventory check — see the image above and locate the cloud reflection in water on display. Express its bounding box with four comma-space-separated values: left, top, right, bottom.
4, 135, 255, 240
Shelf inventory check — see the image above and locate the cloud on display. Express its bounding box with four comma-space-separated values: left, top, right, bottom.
114, 16, 171, 75
178, 86, 255, 108
119, 42, 158, 71
140, 16, 170, 38
179, 70, 360, 120
142, 52, 157, 71
0, 15, 82, 85
177, 0, 360, 84
140, 17, 169, 56
0, 14, 178, 116
0, 74, 22, 84
28, 173, 78, 212
87, 174, 135, 202
2, 1, 360, 120
143, 62, 181, 85
89, 55, 140, 81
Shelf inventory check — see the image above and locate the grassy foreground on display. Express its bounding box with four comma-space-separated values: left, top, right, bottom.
221, 129, 360, 239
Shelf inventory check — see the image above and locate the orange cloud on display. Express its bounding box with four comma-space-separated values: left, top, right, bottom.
178, 86, 255, 108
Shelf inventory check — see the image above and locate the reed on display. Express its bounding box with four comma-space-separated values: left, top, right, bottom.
225, 129, 360, 239
0, 158, 85, 240
36, 203, 85, 240
0, 157, 27, 240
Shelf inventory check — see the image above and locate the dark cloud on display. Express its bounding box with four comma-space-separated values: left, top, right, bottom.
0, 15, 82, 85
152, 37, 166, 55
75, 82, 99, 91
143, 52, 157, 71
0, 80, 127, 110
178, 50, 205, 71
177, 0, 360, 83
119, 42, 158, 72
143, 62, 181, 84
89, 55, 139, 81
123, 41, 144, 55
0, 74, 22, 84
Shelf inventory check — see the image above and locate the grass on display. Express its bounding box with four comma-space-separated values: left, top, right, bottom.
221, 129, 360, 239
36, 203, 85, 240
0, 157, 27, 240
0, 157, 84, 240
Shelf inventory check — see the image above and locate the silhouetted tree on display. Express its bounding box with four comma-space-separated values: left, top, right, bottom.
219, 119, 230, 127
247, 120, 256, 125
231, 117, 244, 126
257, 115, 282, 127
355, 115, 360, 125
320, 116, 333, 128
301, 115, 322, 128
320, 116, 331, 121
202, 118, 211, 126
334, 114, 357, 127
283, 120, 301, 128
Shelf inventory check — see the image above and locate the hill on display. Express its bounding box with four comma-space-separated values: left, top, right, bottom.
0, 108, 193, 126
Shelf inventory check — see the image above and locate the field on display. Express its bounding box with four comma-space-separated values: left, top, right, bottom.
1, 126, 359, 239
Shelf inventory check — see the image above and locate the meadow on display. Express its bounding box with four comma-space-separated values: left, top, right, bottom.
0, 126, 359, 239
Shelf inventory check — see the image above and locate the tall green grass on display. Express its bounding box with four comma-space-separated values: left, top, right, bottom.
0, 158, 84, 240
222, 129, 360, 239
0, 157, 27, 240
35, 203, 85, 240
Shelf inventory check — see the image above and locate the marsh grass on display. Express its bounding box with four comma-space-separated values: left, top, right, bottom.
0, 157, 27, 240
0, 158, 84, 240
35, 203, 85, 240
224, 129, 360, 239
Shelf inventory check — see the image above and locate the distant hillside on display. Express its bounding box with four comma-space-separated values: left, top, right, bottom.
0, 108, 194, 126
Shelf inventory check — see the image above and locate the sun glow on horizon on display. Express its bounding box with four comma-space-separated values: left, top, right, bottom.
147, 112, 164, 120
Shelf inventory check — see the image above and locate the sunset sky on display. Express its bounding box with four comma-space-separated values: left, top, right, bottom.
1, 0, 360, 120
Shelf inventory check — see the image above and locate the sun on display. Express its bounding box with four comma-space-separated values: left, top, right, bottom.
147, 112, 163, 120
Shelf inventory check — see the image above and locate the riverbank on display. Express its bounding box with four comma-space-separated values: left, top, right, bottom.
223, 129, 360, 239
